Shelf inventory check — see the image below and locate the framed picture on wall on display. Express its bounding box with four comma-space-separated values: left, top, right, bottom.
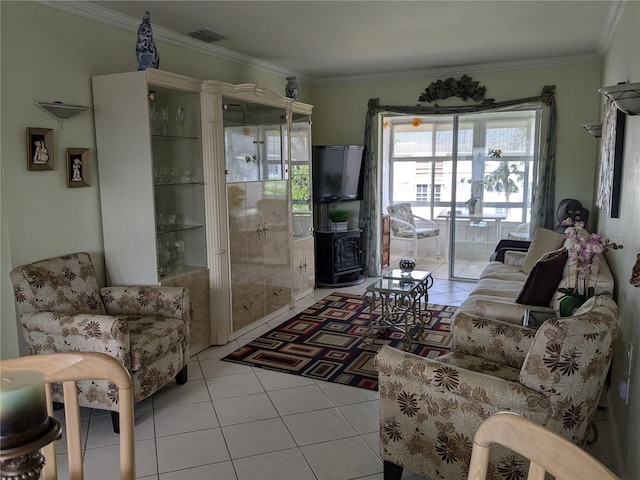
66, 148, 90, 187
26, 127, 54, 171
595, 98, 625, 218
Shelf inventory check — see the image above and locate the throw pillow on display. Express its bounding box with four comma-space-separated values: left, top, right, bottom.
522, 227, 566, 274
516, 248, 568, 306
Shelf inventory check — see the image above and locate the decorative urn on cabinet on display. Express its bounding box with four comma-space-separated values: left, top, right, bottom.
136, 11, 159, 70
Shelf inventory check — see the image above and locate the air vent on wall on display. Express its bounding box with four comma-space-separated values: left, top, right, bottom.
187, 29, 226, 43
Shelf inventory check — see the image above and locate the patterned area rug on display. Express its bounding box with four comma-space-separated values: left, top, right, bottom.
222, 292, 455, 391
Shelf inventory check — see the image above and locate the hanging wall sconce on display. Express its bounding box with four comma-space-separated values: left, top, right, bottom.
580, 122, 602, 137
630, 254, 640, 287
599, 82, 640, 115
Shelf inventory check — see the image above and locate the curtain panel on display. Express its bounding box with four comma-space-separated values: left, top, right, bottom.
360, 86, 556, 277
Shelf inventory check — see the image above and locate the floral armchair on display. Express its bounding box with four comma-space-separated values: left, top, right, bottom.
375, 295, 619, 480
386, 203, 440, 259
10, 252, 190, 432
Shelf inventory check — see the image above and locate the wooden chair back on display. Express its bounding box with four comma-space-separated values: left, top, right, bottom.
0, 352, 135, 480
467, 412, 618, 480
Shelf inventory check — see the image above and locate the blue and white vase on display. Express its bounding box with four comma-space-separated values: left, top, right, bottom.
136, 11, 159, 71
285, 76, 299, 100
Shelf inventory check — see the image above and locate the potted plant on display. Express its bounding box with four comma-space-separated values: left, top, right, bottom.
329, 208, 350, 231
557, 218, 623, 316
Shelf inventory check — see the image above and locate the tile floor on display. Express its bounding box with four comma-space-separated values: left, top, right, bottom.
54, 260, 619, 479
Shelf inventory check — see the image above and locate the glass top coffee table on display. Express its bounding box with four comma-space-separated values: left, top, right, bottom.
363, 270, 433, 350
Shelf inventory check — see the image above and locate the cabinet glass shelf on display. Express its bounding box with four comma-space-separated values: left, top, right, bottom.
158, 264, 206, 280
151, 135, 200, 141
156, 224, 204, 234
155, 181, 204, 187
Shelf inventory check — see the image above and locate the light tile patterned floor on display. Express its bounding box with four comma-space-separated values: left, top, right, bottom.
54, 269, 619, 479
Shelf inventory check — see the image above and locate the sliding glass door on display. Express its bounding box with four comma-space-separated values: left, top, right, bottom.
384, 108, 540, 280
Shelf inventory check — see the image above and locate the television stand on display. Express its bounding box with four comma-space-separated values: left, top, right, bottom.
315, 230, 365, 287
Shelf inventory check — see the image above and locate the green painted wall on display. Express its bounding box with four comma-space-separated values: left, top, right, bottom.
311, 63, 603, 211
597, 2, 640, 476
1, 2, 638, 473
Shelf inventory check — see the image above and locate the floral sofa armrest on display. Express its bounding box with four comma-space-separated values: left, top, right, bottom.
474, 299, 555, 326
100, 286, 190, 321
375, 345, 549, 478
503, 250, 526, 267
376, 345, 547, 412
452, 312, 537, 369
19, 311, 131, 368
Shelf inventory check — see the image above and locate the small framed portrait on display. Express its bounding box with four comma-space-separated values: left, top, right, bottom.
27, 127, 54, 170
66, 148, 90, 188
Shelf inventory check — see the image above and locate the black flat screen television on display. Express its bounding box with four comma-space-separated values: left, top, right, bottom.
312, 145, 364, 203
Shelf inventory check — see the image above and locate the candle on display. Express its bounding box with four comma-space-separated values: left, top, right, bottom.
0, 370, 49, 449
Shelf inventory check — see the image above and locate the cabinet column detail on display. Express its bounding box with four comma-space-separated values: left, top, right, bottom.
201, 84, 232, 345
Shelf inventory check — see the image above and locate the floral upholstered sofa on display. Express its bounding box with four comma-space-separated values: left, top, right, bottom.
10, 252, 190, 430
454, 227, 615, 324
376, 295, 619, 480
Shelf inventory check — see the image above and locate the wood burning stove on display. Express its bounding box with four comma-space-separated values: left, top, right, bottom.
315, 230, 364, 286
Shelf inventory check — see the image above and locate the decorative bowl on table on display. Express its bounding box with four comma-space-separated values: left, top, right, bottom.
399, 256, 416, 275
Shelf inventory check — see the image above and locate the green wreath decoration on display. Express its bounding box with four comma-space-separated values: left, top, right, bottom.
418, 75, 495, 105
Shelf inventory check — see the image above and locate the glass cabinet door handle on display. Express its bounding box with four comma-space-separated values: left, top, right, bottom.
242, 300, 254, 310
257, 222, 263, 239
262, 221, 268, 238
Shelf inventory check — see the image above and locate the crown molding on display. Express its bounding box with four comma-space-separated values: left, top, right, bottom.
596, 1, 626, 56
315, 54, 602, 86
39, 0, 604, 88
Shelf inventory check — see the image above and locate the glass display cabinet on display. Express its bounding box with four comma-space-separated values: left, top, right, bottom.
223, 100, 288, 182
290, 110, 315, 299
92, 70, 210, 355
200, 82, 313, 340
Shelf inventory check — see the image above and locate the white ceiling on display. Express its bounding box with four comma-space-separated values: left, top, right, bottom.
83, 1, 622, 83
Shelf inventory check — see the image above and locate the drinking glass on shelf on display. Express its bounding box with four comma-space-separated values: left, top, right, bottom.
154, 167, 168, 184
149, 103, 162, 135
183, 169, 195, 183
164, 214, 177, 230
157, 241, 172, 277
176, 107, 185, 136
160, 106, 168, 136
171, 240, 185, 273
156, 213, 166, 232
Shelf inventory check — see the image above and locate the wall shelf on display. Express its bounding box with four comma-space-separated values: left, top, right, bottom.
35, 102, 91, 122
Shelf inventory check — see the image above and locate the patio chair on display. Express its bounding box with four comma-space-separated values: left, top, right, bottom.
507, 222, 530, 240
386, 203, 440, 259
